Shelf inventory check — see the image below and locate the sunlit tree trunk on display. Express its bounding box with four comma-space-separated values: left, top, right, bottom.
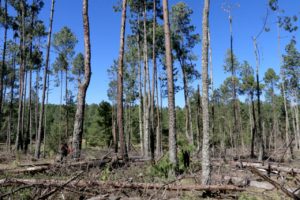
116, 0, 128, 160
163, 0, 178, 171
72, 0, 92, 160
208, 28, 214, 151
35, 0, 55, 158
142, 0, 150, 158
196, 85, 202, 152
201, 0, 211, 184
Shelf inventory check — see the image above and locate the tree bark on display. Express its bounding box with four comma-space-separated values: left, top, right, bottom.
181, 63, 193, 145
155, 52, 162, 158
16, 1, 27, 151
142, 0, 150, 159
72, 0, 92, 160
250, 92, 257, 158
6, 44, 16, 151
33, 68, 39, 153
43, 74, 50, 158
163, 0, 178, 170
116, 0, 128, 160
196, 85, 202, 152
150, 0, 157, 161
228, 15, 239, 155
294, 103, 300, 149
35, 0, 55, 159
136, 20, 144, 156
253, 38, 265, 161
0, 0, 8, 128
201, 0, 211, 185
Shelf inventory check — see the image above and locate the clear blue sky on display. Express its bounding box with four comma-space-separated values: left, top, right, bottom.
37, 0, 299, 107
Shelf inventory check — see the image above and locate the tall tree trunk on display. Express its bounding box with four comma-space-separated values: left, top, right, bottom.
112, 104, 118, 153
208, 28, 214, 150
65, 70, 69, 138
253, 38, 265, 161
181, 64, 192, 145
0, 0, 8, 128
142, 0, 150, 159
26, 0, 36, 153
43, 74, 50, 158
72, 0, 92, 160
294, 103, 300, 150
6, 49, 16, 152
33, 68, 39, 153
137, 22, 144, 156
35, 0, 55, 159
150, 0, 157, 161
250, 92, 257, 158
116, 0, 128, 160
196, 85, 202, 152
276, 21, 292, 159
228, 15, 239, 154
155, 67, 162, 158
16, 1, 26, 151
201, 0, 211, 185
22, 71, 27, 151
163, 0, 178, 171
25, 69, 32, 154
271, 84, 277, 151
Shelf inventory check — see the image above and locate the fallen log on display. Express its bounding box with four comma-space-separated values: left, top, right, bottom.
222, 176, 274, 190
217, 160, 300, 175
17, 162, 52, 167
38, 171, 84, 199
0, 178, 245, 192
0, 157, 112, 175
248, 166, 300, 200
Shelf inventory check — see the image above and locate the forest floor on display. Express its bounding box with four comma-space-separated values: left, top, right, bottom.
0, 146, 300, 200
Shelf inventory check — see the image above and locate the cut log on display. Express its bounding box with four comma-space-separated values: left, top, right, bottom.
0, 157, 112, 175
38, 171, 84, 199
0, 178, 245, 192
248, 166, 300, 200
222, 176, 274, 190
214, 160, 300, 175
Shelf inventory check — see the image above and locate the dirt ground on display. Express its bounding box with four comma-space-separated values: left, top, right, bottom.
0, 146, 300, 199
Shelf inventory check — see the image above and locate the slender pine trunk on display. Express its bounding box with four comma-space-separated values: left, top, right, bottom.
35, 0, 55, 159
0, 0, 8, 127
142, 1, 150, 158
6, 49, 16, 152
150, 0, 157, 161
163, 0, 178, 172
116, 0, 128, 160
201, 0, 211, 184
